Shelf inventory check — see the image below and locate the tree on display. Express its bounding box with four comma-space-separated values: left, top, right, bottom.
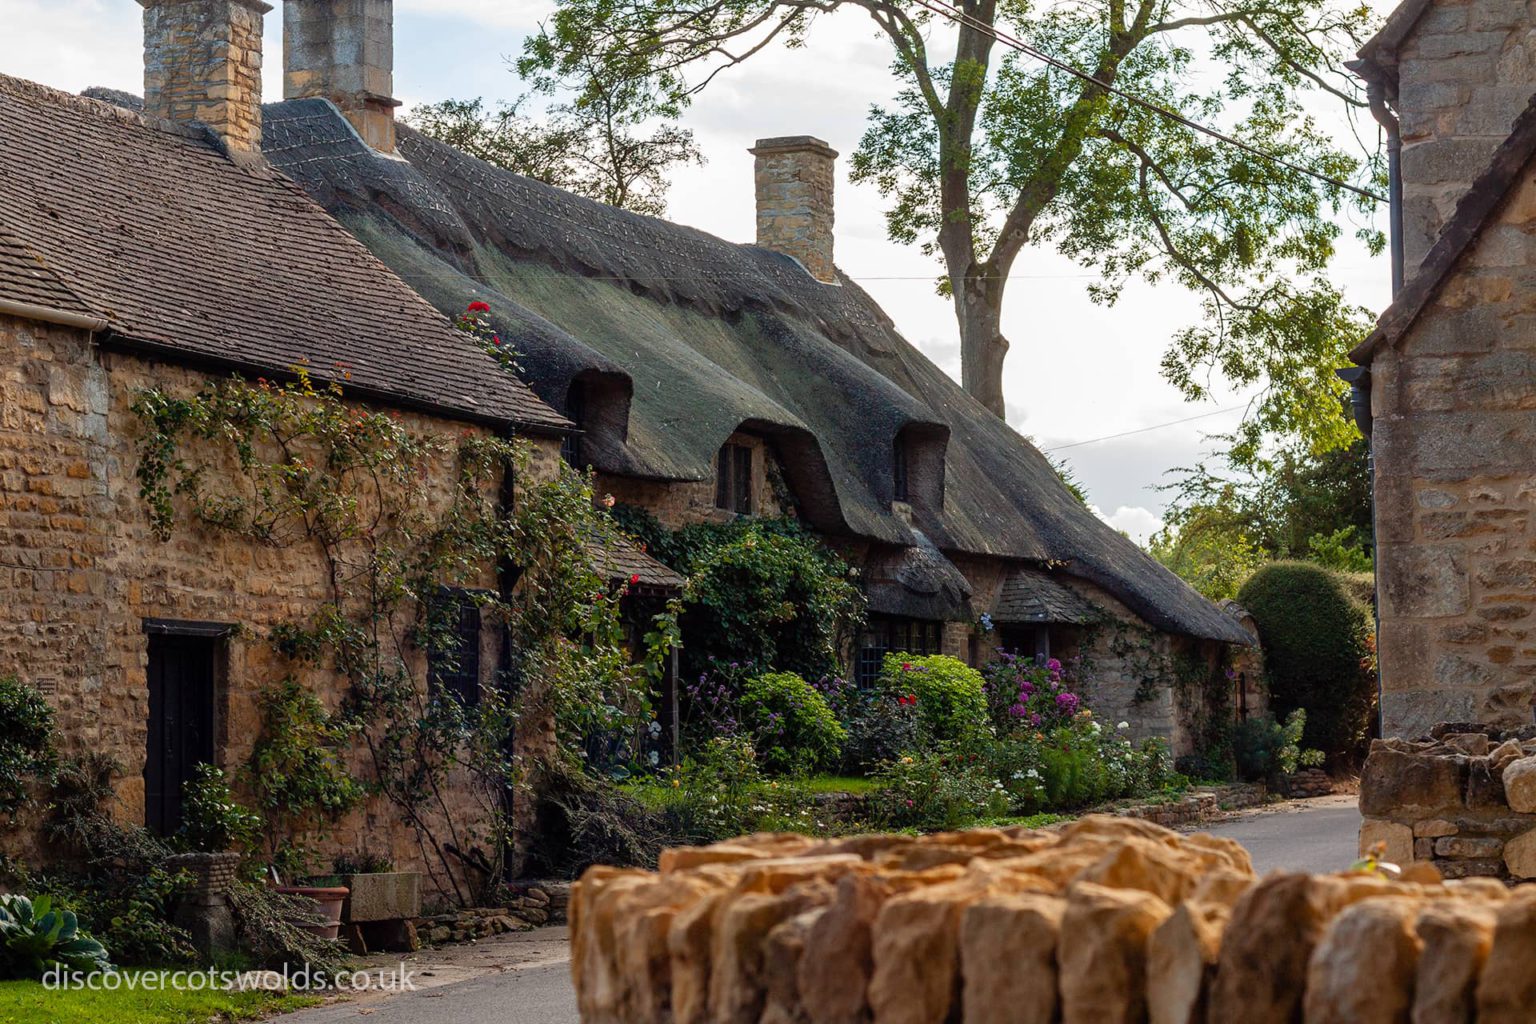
405, 86, 702, 216
1152, 438, 1372, 594
522, 0, 1382, 427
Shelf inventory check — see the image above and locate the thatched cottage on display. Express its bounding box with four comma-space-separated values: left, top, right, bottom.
1350, 0, 1536, 736
0, 0, 1253, 871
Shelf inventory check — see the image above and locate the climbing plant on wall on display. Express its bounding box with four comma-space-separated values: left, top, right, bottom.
130, 309, 671, 903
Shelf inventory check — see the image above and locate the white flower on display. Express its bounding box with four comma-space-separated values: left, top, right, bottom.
1117, 721, 1130, 731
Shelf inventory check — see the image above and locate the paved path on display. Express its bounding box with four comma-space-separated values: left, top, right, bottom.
1198, 793, 1361, 874
278, 795, 1362, 1024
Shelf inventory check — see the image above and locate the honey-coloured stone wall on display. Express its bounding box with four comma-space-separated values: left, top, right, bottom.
0, 313, 562, 887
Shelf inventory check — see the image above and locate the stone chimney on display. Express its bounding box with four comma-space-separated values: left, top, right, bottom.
750, 136, 837, 284
283, 0, 400, 153
139, 0, 271, 154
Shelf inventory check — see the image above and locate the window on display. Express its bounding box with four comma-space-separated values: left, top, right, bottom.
856, 614, 943, 687
428, 588, 482, 707
893, 437, 909, 503
714, 443, 753, 514
561, 382, 586, 469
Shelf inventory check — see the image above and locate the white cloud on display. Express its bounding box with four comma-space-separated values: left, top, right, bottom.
1091, 505, 1163, 546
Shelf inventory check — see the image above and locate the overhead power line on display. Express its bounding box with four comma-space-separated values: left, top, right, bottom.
1041, 399, 1252, 452
909, 0, 1387, 205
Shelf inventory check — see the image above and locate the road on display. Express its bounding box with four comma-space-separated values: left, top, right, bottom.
280, 795, 1361, 1024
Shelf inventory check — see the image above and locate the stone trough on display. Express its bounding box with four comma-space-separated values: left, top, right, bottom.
571, 815, 1535, 1024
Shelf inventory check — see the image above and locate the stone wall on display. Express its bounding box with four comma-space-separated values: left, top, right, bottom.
1370, 162, 1536, 735
0, 313, 562, 887
571, 815, 1528, 1024
1394, 0, 1536, 269
1359, 725, 1536, 881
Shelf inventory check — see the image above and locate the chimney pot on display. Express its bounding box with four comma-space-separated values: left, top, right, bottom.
139, 0, 272, 154
750, 136, 838, 283
283, 0, 400, 153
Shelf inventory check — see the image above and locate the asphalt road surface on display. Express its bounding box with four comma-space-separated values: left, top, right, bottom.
279, 795, 1362, 1024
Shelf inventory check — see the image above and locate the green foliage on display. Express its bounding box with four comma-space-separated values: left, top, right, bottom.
247, 680, 365, 878
737, 672, 846, 775
404, 95, 702, 217
1232, 709, 1325, 782
31, 756, 198, 968
870, 747, 1009, 831
0, 974, 310, 1023
878, 654, 989, 743
1237, 562, 1376, 757
616, 508, 864, 682
1306, 526, 1374, 574
524, 0, 1381, 442
1035, 719, 1175, 809
1148, 512, 1267, 601
175, 765, 262, 855
0, 895, 111, 980
837, 690, 925, 774
0, 676, 57, 823
331, 852, 394, 875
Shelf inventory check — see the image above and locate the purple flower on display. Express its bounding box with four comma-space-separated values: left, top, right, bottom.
1055, 692, 1080, 714
1008, 703, 1028, 718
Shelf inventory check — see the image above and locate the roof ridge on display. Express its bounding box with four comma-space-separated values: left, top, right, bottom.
0, 71, 208, 145
1352, 91, 1536, 363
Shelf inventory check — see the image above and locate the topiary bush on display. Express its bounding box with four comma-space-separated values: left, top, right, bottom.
737, 672, 846, 775
878, 654, 991, 743
1237, 561, 1376, 759
0, 676, 57, 824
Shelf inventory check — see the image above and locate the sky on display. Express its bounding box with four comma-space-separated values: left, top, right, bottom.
0, 0, 1394, 543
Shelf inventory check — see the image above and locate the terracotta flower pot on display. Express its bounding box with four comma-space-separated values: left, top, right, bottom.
274, 885, 350, 940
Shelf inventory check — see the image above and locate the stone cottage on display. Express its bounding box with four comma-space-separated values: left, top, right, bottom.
1350, 0, 1536, 736
0, 0, 651, 884
246, 0, 1252, 754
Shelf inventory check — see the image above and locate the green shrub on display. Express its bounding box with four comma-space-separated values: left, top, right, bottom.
0, 894, 111, 979
0, 676, 57, 822
1232, 709, 1325, 783
1237, 561, 1376, 758
838, 691, 925, 773
878, 654, 990, 743
869, 746, 1008, 830
176, 765, 262, 855
611, 510, 865, 681
737, 672, 846, 774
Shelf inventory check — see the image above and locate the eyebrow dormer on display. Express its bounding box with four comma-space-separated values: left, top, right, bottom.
892, 421, 948, 522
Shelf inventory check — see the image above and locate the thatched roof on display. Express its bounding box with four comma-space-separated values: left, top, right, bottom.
257, 99, 1250, 645
993, 567, 1102, 625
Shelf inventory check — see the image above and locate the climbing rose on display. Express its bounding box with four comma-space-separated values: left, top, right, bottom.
467, 301, 491, 313
629, 573, 641, 585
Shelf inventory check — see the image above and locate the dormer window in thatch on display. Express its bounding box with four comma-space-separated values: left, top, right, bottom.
892, 422, 948, 518
715, 443, 754, 515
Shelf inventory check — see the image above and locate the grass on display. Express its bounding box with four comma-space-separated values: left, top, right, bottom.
621, 772, 882, 809
0, 973, 318, 1024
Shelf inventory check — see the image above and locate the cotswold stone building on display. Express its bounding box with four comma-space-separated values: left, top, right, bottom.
1352, 0, 1536, 735
249, 1, 1251, 753
0, 0, 588, 880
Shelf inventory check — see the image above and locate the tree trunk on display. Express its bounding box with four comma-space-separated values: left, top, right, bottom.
957, 280, 1009, 418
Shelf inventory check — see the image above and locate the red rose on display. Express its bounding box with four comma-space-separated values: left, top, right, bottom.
901, 662, 913, 671
467, 301, 491, 313
491, 335, 502, 346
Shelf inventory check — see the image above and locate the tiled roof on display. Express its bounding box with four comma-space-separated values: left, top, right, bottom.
0, 73, 565, 432
587, 533, 686, 591
993, 566, 1102, 625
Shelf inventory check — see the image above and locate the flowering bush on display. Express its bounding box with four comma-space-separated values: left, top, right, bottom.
981, 651, 1087, 734
838, 690, 925, 773
869, 746, 1008, 831
877, 654, 990, 743
738, 672, 846, 775
1035, 713, 1175, 808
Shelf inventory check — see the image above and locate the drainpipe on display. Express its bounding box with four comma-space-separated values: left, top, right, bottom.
1366, 80, 1405, 297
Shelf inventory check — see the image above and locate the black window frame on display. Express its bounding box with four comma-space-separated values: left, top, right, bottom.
428, 586, 484, 708
893, 436, 910, 503
855, 614, 944, 687
561, 382, 587, 469
714, 442, 754, 514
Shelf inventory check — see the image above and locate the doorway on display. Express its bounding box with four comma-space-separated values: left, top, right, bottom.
144, 630, 220, 836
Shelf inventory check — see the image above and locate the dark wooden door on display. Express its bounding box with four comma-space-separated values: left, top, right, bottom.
144, 634, 217, 837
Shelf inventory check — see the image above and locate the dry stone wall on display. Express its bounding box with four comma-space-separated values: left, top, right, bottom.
570, 815, 1526, 1024
1359, 725, 1536, 882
